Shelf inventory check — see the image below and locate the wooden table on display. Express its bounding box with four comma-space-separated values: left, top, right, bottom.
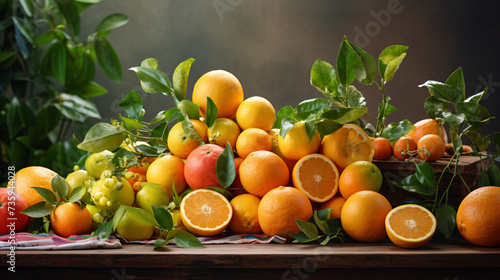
3, 240, 500, 279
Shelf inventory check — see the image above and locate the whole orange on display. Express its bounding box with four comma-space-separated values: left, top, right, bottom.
339, 161, 383, 200
406, 118, 447, 143
373, 137, 393, 160
341, 190, 392, 243
456, 186, 500, 247
258, 186, 313, 241
50, 202, 92, 237
229, 194, 262, 234
235, 128, 272, 158
278, 121, 321, 162
184, 144, 224, 190
417, 134, 446, 162
239, 150, 289, 197
146, 154, 187, 196
167, 120, 208, 159
236, 96, 276, 131
393, 136, 417, 161
10, 166, 57, 207
192, 70, 244, 119
319, 195, 345, 219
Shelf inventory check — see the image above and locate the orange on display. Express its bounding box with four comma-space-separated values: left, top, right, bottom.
235, 128, 272, 158
319, 195, 345, 219
292, 154, 339, 203
385, 204, 436, 249
116, 211, 155, 241
184, 144, 224, 190
258, 186, 313, 241
239, 150, 290, 197
180, 189, 233, 236
270, 128, 296, 180
207, 118, 241, 149
417, 134, 446, 162
146, 154, 187, 196
192, 70, 244, 119
393, 136, 417, 161
373, 137, 393, 160
339, 161, 383, 200
406, 118, 447, 143
456, 186, 500, 247
167, 120, 208, 159
278, 121, 321, 161
236, 96, 276, 131
321, 124, 374, 170
50, 202, 92, 237
10, 166, 57, 207
229, 194, 262, 234
341, 190, 392, 243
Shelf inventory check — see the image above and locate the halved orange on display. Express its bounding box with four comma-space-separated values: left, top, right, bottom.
292, 154, 339, 203
385, 204, 437, 249
321, 124, 374, 170
180, 189, 233, 237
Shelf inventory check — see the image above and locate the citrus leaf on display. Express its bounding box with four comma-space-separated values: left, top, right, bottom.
316, 209, 331, 221
153, 238, 170, 249
121, 205, 157, 226
313, 211, 330, 235
295, 98, 330, 120
164, 108, 183, 124
465, 88, 487, 103
326, 218, 342, 233
315, 119, 342, 137
181, 118, 203, 142
378, 45, 408, 82
205, 97, 218, 128
119, 90, 143, 122
20, 201, 54, 218
304, 119, 317, 142
150, 122, 169, 144
291, 232, 316, 243
321, 107, 367, 124
295, 219, 318, 239
51, 174, 69, 200
68, 186, 86, 202
216, 142, 236, 188
381, 119, 415, 144
96, 13, 128, 33
135, 145, 160, 157
77, 122, 125, 153
436, 205, 456, 239
348, 40, 377, 85
173, 235, 205, 249
273, 106, 294, 129
393, 174, 437, 196
457, 102, 493, 130
31, 187, 58, 205
445, 67, 465, 103
424, 96, 448, 119
178, 100, 201, 120
337, 37, 357, 86
415, 162, 436, 188
151, 205, 173, 231
173, 58, 195, 101
112, 206, 126, 231
442, 112, 465, 126
419, 81, 455, 103
95, 37, 122, 83
310, 58, 337, 95
279, 118, 297, 139
466, 130, 491, 152
96, 220, 113, 240
129, 66, 171, 94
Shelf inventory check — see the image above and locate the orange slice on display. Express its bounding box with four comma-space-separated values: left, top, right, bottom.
180, 189, 233, 237
292, 154, 339, 203
321, 124, 374, 170
385, 204, 437, 249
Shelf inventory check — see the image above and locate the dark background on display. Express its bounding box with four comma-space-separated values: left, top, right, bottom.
81, 0, 500, 141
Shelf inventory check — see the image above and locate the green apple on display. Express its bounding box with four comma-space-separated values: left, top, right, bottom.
135, 182, 171, 213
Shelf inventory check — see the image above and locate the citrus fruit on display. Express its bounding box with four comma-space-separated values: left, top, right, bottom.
321, 124, 374, 170
341, 190, 392, 243
385, 204, 437, 248
236, 128, 272, 158
393, 136, 417, 161
339, 161, 383, 200
9, 166, 57, 207
278, 121, 321, 162
406, 118, 447, 143
146, 154, 187, 196
270, 128, 296, 177
167, 120, 208, 159
373, 137, 393, 160
0, 188, 28, 234
184, 144, 224, 190
116, 212, 155, 241
207, 117, 241, 149
135, 182, 171, 213
90, 177, 135, 212
192, 70, 244, 119
239, 150, 290, 197
417, 134, 446, 162
292, 154, 339, 203
180, 189, 233, 236
85, 150, 114, 179
319, 195, 345, 219
228, 157, 247, 195
65, 169, 88, 197
236, 96, 276, 131
229, 193, 262, 234
50, 202, 92, 237
456, 186, 500, 247
258, 186, 313, 241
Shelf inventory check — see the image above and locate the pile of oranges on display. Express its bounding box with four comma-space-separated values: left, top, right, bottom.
4, 69, 500, 249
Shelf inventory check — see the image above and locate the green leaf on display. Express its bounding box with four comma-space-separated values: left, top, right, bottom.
313, 211, 330, 235
326, 218, 342, 233
345, 85, 366, 108
315, 119, 342, 137
291, 232, 317, 243
31, 187, 58, 205
20, 201, 54, 218
393, 174, 437, 196
54, 93, 101, 122
279, 118, 297, 139
181, 118, 203, 142
111, 148, 137, 167
178, 100, 201, 120
96, 220, 113, 240
12, 16, 34, 44
310, 59, 337, 94
337, 38, 357, 86
112, 206, 126, 231
122, 205, 157, 226
51, 174, 69, 200
173, 58, 195, 101
295, 219, 318, 239
153, 238, 170, 249
348, 40, 377, 85
120, 116, 145, 132
457, 102, 493, 130
19, 0, 35, 17
129, 66, 171, 94
304, 119, 317, 141
216, 142, 236, 188
378, 45, 408, 82
6, 97, 23, 139
295, 98, 329, 120
442, 112, 465, 126
68, 186, 86, 202
466, 131, 491, 152
164, 108, 183, 124
321, 107, 367, 124
77, 122, 125, 153
493, 132, 500, 155
50, 42, 67, 84
465, 88, 487, 103
95, 37, 122, 83
151, 205, 173, 231
424, 96, 448, 119
72, 53, 96, 86
119, 90, 143, 122
273, 106, 294, 129
0, 51, 15, 64
445, 67, 465, 103
35, 32, 55, 46
381, 119, 415, 144
55, 0, 80, 36
96, 13, 128, 33
415, 162, 436, 188
205, 97, 218, 128
419, 81, 456, 103
135, 145, 160, 157
173, 235, 205, 249
316, 209, 331, 221
436, 205, 456, 239
69, 81, 107, 98
150, 122, 169, 144
449, 124, 462, 155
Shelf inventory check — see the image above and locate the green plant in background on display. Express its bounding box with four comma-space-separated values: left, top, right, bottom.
0, 0, 128, 183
